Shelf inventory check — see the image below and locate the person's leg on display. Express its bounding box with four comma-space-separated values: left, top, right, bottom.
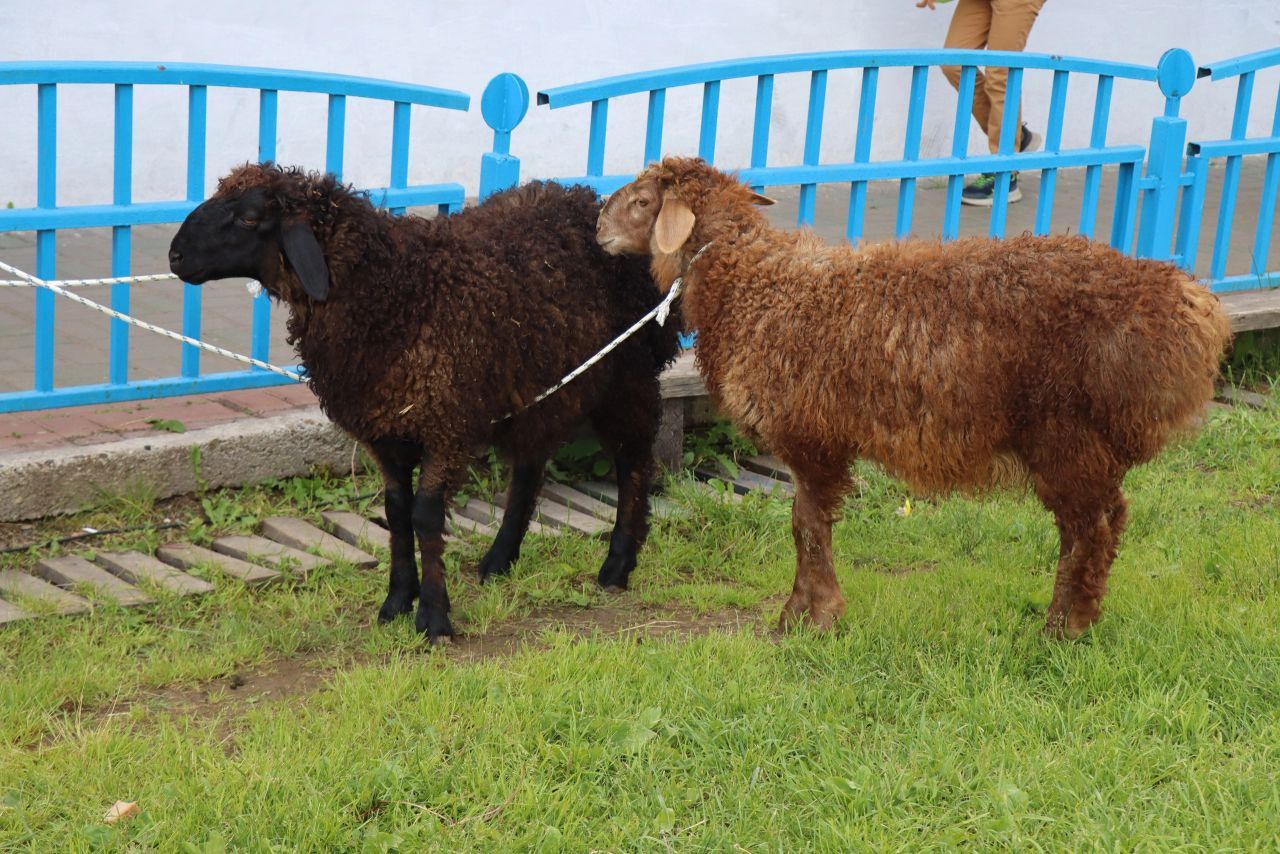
982, 0, 1047, 154
940, 0, 994, 136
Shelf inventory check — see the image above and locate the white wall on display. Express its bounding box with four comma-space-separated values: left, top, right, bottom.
1, 0, 1276, 206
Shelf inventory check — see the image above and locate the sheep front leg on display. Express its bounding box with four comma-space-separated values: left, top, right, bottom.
779, 469, 847, 632
412, 478, 455, 644
369, 441, 419, 624
478, 460, 546, 583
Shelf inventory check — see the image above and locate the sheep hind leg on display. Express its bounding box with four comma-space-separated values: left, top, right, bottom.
1040, 484, 1126, 639
779, 463, 850, 632
478, 460, 546, 583
597, 446, 654, 592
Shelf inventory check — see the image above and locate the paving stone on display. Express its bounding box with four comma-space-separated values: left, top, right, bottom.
211, 536, 327, 578
95, 551, 216, 596
0, 597, 31, 624
261, 516, 378, 567
576, 480, 683, 519
453, 497, 564, 538
450, 500, 504, 538
0, 570, 93, 615
691, 480, 744, 504
575, 480, 620, 505
478, 495, 572, 537
540, 482, 616, 522
157, 542, 280, 586
696, 467, 792, 497
34, 555, 153, 606
741, 455, 793, 483
530, 497, 611, 537
320, 511, 391, 552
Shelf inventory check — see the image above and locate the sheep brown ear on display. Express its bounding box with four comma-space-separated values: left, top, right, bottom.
654, 193, 695, 255
280, 221, 329, 302
749, 191, 776, 206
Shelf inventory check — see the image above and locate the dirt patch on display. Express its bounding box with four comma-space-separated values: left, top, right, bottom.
0, 493, 202, 552
851, 557, 938, 576
450, 601, 766, 662
39, 600, 765, 752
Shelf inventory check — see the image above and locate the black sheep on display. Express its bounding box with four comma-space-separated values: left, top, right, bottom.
169, 164, 679, 643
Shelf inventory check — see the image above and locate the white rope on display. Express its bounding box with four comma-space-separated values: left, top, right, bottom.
491, 241, 710, 423
0, 258, 301, 381
0, 272, 182, 288
0, 272, 264, 292
0, 241, 709, 417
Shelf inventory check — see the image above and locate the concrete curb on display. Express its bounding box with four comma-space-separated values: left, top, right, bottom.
0, 408, 356, 522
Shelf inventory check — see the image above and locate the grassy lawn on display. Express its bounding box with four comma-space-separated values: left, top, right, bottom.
1, 401, 1278, 849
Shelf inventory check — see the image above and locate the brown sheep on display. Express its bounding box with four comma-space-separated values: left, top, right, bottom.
596, 156, 1231, 638
170, 164, 679, 643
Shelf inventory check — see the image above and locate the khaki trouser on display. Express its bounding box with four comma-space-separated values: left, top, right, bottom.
940, 0, 1047, 153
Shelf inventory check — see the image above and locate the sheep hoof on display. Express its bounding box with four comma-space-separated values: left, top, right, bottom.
377, 592, 416, 624
415, 607, 455, 642
429, 634, 455, 648
778, 595, 844, 633
597, 554, 636, 592
477, 548, 517, 583
1043, 605, 1097, 640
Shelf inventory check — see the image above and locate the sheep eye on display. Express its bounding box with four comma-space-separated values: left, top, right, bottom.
636, 198, 650, 208
236, 215, 259, 228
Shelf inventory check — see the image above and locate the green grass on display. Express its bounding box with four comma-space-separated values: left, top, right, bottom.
2, 402, 1279, 849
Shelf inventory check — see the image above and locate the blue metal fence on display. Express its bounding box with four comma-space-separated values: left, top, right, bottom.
0, 62, 471, 414
1180, 47, 1280, 292
1, 49, 1277, 415
534, 49, 1201, 253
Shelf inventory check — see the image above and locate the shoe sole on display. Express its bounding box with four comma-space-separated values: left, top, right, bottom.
961, 185, 1023, 207
1021, 129, 1043, 154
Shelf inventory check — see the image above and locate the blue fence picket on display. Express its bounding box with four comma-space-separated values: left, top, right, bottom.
798, 70, 827, 227
699, 80, 720, 163
110, 83, 133, 387
941, 65, 976, 241
35, 83, 57, 394
749, 75, 773, 194
988, 66, 1022, 239
846, 67, 878, 243
182, 84, 207, 379
1033, 69, 1069, 236
895, 66, 926, 239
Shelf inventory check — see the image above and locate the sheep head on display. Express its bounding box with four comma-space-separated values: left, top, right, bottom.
169, 162, 340, 304
596, 156, 773, 291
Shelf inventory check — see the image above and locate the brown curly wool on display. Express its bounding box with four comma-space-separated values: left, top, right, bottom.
596, 156, 1231, 638
172, 164, 679, 641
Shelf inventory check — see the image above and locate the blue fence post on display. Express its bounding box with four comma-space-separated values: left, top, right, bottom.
1135, 49, 1196, 260
479, 73, 529, 201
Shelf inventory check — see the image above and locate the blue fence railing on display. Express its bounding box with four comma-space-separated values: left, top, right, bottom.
1180, 47, 1280, 293
0, 48, 1277, 415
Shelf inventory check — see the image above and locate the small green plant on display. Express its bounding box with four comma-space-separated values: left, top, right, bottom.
147, 418, 186, 433
683, 418, 758, 477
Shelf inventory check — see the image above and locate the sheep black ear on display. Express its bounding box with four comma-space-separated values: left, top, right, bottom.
654, 193, 695, 255
749, 191, 776, 206
280, 221, 329, 302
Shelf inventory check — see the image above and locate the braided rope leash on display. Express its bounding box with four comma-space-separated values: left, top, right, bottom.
491, 241, 710, 423
0, 258, 300, 380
